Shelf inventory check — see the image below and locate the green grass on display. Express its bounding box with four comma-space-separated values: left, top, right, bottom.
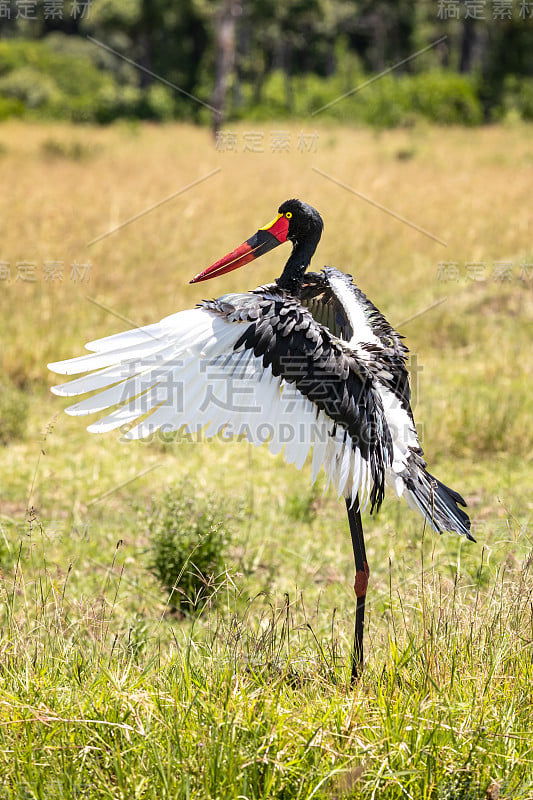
1, 511, 532, 798
0, 120, 532, 798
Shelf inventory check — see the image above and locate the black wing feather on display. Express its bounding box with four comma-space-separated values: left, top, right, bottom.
300, 269, 412, 416
202, 287, 394, 512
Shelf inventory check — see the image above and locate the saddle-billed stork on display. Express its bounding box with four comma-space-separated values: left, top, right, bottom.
48, 199, 473, 680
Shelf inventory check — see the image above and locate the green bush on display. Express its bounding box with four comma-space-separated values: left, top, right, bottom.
407, 71, 483, 126
353, 75, 411, 127
147, 484, 230, 614
0, 95, 24, 121
0, 66, 61, 109
0, 37, 175, 122
237, 70, 483, 128
144, 84, 175, 122
496, 75, 533, 121
0, 36, 510, 127
0, 38, 114, 95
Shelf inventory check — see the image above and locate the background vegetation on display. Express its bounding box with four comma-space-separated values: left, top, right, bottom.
0, 0, 532, 125
0, 118, 531, 797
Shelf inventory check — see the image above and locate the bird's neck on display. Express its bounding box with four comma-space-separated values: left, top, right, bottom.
276, 238, 318, 293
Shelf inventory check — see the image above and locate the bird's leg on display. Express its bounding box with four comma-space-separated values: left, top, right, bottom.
346, 496, 369, 682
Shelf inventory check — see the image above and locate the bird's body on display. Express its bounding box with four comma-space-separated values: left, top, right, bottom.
49, 199, 472, 679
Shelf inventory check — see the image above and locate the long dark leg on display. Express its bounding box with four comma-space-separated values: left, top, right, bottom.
346, 496, 369, 682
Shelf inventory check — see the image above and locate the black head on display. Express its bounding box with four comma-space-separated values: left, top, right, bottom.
278, 199, 324, 246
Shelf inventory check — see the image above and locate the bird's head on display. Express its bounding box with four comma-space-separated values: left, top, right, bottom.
190, 199, 323, 284
278, 199, 324, 245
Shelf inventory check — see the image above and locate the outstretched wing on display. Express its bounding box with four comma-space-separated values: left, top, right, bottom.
299, 268, 471, 539
48, 275, 471, 538
48, 289, 394, 511
300, 268, 411, 414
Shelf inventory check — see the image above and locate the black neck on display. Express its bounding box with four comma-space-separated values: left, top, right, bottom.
276, 237, 319, 293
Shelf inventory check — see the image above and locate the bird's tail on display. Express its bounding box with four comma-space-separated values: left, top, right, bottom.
404, 466, 474, 541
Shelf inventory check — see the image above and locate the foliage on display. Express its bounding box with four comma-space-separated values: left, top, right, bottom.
147, 484, 230, 614
496, 75, 533, 121
0, 37, 113, 96
0, 66, 60, 109
407, 71, 483, 126
238, 70, 483, 127
0, 37, 176, 122
0, 95, 24, 120
0, 15, 528, 127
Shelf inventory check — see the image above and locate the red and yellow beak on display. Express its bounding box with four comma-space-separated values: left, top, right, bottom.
190, 213, 290, 284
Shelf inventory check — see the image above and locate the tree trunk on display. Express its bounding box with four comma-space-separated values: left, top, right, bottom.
459, 17, 476, 74
212, 0, 241, 135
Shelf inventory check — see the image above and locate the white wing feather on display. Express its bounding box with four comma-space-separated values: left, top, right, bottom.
49, 306, 375, 503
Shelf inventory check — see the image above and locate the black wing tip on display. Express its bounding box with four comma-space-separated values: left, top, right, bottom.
409, 469, 475, 542
454, 502, 474, 541
445, 484, 468, 508
437, 479, 474, 541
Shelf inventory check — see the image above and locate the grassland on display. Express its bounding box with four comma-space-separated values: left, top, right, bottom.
0, 119, 532, 799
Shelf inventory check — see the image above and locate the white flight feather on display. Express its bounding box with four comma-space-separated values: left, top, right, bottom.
310, 412, 329, 485
350, 450, 362, 506
50, 305, 380, 504
48, 338, 174, 376
84, 309, 210, 353
51, 363, 135, 397
326, 273, 381, 349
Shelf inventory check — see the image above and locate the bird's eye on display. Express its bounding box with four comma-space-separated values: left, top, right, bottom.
285, 212, 292, 219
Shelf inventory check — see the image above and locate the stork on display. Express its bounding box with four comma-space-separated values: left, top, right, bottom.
48, 199, 473, 681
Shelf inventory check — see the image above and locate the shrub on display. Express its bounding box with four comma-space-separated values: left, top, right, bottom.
0, 67, 61, 109
0, 96, 24, 121
0, 37, 181, 123
0, 37, 114, 98
497, 75, 533, 121
0, 37, 494, 127
407, 71, 483, 126
147, 484, 230, 614
144, 84, 176, 122
236, 69, 483, 128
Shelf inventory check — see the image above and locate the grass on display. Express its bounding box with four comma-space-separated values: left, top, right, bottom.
0, 119, 532, 798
